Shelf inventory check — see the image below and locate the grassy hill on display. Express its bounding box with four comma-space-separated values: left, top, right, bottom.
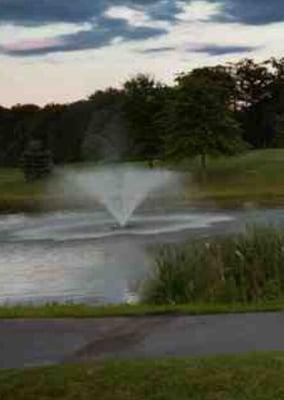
183, 149, 284, 207
1, 149, 284, 212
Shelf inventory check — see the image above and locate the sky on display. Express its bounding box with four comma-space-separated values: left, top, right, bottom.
0, 0, 283, 107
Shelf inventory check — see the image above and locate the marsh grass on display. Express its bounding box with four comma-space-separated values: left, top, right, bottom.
143, 225, 284, 304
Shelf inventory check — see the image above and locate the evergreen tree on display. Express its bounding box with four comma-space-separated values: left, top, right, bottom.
22, 140, 53, 182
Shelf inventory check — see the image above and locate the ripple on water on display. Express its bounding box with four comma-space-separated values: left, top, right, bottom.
1, 208, 283, 305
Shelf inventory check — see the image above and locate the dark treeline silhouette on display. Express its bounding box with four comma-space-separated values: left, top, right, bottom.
1, 57, 284, 167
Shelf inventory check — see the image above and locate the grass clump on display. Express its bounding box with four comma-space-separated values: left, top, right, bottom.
143, 225, 284, 305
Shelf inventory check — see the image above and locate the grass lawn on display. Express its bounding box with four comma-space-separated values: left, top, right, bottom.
1, 149, 284, 211
183, 149, 284, 207
1, 352, 284, 399
0, 168, 45, 212
1, 301, 284, 319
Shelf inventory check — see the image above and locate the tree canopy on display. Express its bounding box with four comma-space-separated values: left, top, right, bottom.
0, 57, 283, 168
164, 69, 244, 167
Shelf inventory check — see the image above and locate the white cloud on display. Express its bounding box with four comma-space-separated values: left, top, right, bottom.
0, 22, 92, 46
177, 0, 223, 22
136, 2, 284, 60
104, 5, 169, 29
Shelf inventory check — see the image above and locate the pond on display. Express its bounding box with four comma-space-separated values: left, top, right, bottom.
0, 207, 284, 305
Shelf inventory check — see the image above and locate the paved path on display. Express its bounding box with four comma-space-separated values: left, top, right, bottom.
1, 312, 284, 369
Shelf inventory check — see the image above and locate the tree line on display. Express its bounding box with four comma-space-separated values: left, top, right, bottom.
1, 57, 284, 168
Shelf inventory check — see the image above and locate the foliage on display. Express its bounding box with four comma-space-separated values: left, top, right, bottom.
233, 59, 274, 108
163, 68, 245, 167
233, 58, 284, 148
83, 89, 129, 161
143, 225, 284, 305
123, 74, 167, 161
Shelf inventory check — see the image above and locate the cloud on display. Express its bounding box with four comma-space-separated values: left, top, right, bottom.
211, 0, 284, 25
1, 1, 283, 107
193, 44, 258, 55
145, 0, 184, 22
0, 0, 284, 56
0, 0, 172, 56
3, 38, 61, 52
1, 22, 166, 56
140, 46, 175, 54
1, 0, 283, 27
0, 0, 180, 26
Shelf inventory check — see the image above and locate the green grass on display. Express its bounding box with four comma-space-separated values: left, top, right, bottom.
0, 168, 45, 212
1, 149, 284, 211
143, 225, 284, 305
1, 301, 284, 319
182, 149, 284, 207
1, 353, 284, 399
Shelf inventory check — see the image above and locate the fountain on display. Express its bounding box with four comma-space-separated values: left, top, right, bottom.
61, 165, 176, 227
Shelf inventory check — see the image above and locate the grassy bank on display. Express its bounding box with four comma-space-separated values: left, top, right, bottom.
183, 149, 284, 207
1, 301, 284, 319
1, 149, 284, 212
1, 352, 284, 399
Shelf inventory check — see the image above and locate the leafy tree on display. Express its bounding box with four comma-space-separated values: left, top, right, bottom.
83, 88, 130, 161
233, 59, 273, 109
2, 104, 41, 166
49, 101, 94, 164
274, 114, 284, 146
269, 57, 284, 81
236, 58, 284, 148
123, 74, 166, 161
88, 88, 123, 107
228, 59, 275, 147
180, 66, 237, 109
164, 70, 244, 169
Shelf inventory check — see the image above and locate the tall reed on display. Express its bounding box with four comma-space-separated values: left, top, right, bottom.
143, 226, 284, 304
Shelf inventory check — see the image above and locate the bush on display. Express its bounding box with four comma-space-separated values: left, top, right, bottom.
143, 226, 284, 304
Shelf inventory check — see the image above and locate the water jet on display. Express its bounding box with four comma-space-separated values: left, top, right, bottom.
62, 165, 176, 227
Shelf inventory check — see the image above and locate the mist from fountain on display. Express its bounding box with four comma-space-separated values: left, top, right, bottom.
61, 165, 176, 227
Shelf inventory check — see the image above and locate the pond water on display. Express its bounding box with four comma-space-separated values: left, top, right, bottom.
0, 207, 284, 305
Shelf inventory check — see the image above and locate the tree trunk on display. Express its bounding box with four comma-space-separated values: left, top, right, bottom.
200, 153, 207, 182
200, 153, 207, 170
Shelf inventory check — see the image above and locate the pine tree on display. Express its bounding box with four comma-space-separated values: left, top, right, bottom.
22, 140, 53, 182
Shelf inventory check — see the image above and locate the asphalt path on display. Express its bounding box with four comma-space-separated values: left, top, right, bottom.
1, 312, 284, 369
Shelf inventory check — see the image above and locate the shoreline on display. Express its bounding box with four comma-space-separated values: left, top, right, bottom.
1, 301, 284, 319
